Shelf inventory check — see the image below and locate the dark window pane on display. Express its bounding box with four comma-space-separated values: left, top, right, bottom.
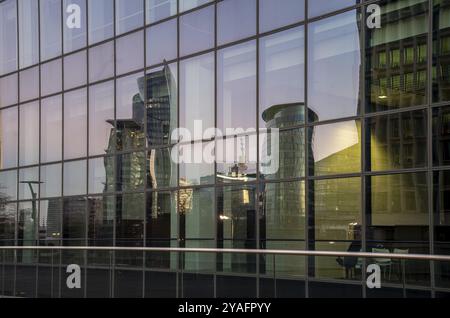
18, 201, 38, 245
40, 0, 62, 61
217, 0, 256, 45
0, 106, 18, 169
0, 202, 16, 244
260, 27, 305, 127
41, 95, 62, 163
309, 0, 359, 18
88, 0, 114, 44
19, 102, 39, 166
63, 197, 87, 243
308, 11, 361, 122
146, 191, 177, 243
180, 6, 214, 56
116, 193, 145, 246
146, 0, 177, 24
368, 110, 427, 171
433, 106, 450, 166
366, 0, 428, 112
146, 19, 177, 66
310, 120, 361, 176
433, 0, 450, 102
0, 73, 18, 108
39, 199, 63, 243
88, 195, 115, 246
64, 0, 87, 53
0, 0, 17, 75
64, 88, 87, 160
116, 152, 146, 192
259, 0, 304, 33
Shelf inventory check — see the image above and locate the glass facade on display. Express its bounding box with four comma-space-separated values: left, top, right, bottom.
1, 0, 450, 298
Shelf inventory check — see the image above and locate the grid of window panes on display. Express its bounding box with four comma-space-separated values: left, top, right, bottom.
0, 0, 450, 297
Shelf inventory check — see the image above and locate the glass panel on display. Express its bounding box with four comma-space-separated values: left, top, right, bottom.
64, 51, 87, 90
433, 0, 450, 102
116, 152, 146, 192
63, 196, 87, 243
179, 0, 212, 12
308, 10, 361, 122
41, 59, 62, 97
309, 0, 359, 18
0, 0, 17, 75
116, 31, 144, 75
64, 88, 87, 160
259, 128, 305, 180
260, 27, 305, 127
89, 81, 115, 156
263, 181, 305, 241
366, 0, 428, 112
20, 66, 39, 102
18, 201, 38, 245
116, 193, 145, 246
18, 0, 39, 68
368, 110, 427, 171
311, 177, 361, 279
179, 141, 215, 186
41, 95, 62, 163
180, 53, 214, 141
88, 0, 114, 44
181, 187, 214, 240
217, 0, 256, 45
180, 6, 214, 56
40, 163, 62, 198
19, 102, 39, 166
116, 0, 144, 35
146, 19, 177, 66
19, 167, 39, 200
0, 170, 17, 201
0, 106, 18, 169
218, 41, 256, 134
0, 73, 18, 108
88, 195, 115, 246
89, 41, 114, 82
116, 72, 145, 151
64, 0, 87, 53
146, 191, 177, 243
39, 199, 63, 243
0, 202, 16, 244
367, 173, 429, 254
145, 63, 178, 147
89, 157, 114, 194
259, 0, 305, 33
147, 148, 177, 189
146, 0, 177, 24
433, 106, 450, 166
63, 160, 87, 196
310, 120, 361, 176
40, 0, 62, 61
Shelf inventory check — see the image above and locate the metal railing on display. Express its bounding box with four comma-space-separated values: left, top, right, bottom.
1, 246, 450, 298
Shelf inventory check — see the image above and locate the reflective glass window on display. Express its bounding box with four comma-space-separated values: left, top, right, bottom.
180, 53, 214, 141
64, 160, 87, 196
63, 196, 87, 243
217, 0, 256, 46
18, 201, 38, 245
116, 31, 144, 75
40, 163, 62, 198
180, 6, 214, 56
18, 0, 39, 68
309, 0, 359, 18
179, 0, 212, 12
41, 95, 62, 163
116, 72, 145, 151
146, 0, 177, 24
0, 170, 17, 201
19, 102, 39, 166
64, 0, 87, 53
434, 170, 450, 259
64, 89, 87, 160
89, 41, 114, 82
368, 110, 427, 171
116, 193, 145, 246
310, 120, 361, 176
116, 0, 144, 35
0, 202, 16, 244
147, 148, 177, 189
146, 19, 177, 67
116, 152, 146, 192
89, 157, 114, 194
40, 0, 62, 61
366, 0, 428, 112
88, 0, 114, 44
433, 0, 450, 102
88, 195, 115, 246
19, 167, 39, 200
41, 59, 63, 96
182, 187, 215, 240
0, 107, 18, 169
146, 191, 177, 243
0, 0, 17, 75
64, 51, 87, 90
20, 66, 39, 102
308, 11, 361, 122
260, 27, 305, 127
0, 74, 18, 108
89, 81, 115, 156
433, 106, 450, 167
179, 141, 215, 186
259, 0, 305, 33
39, 199, 62, 243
